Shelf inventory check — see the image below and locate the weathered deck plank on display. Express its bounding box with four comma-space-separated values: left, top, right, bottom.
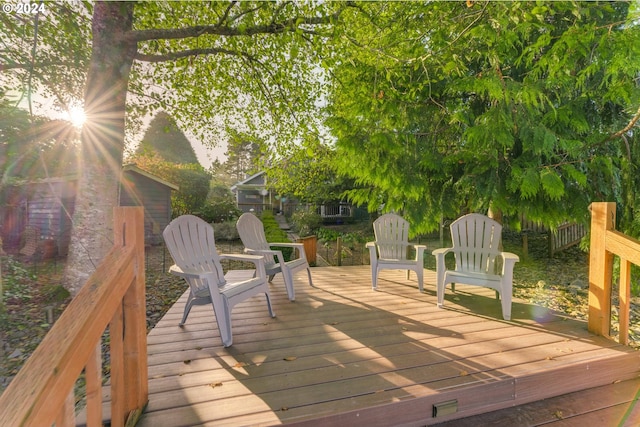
131, 266, 639, 426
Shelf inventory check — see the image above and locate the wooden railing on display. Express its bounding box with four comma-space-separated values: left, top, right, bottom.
0, 207, 148, 426
588, 202, 640, 345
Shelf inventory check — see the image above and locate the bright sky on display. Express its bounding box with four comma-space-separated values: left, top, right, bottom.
17, 93, 227, 169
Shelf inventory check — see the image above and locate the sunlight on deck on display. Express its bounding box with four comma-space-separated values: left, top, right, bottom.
134, 265, 640, 426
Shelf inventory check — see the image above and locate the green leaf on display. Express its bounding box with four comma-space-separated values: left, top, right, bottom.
520, 168, 540, 199
540, 168, 565, 201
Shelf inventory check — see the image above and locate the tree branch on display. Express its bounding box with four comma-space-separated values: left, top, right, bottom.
606, 104, 640, 142
127, 13, 340, 43
134, 47, 255, 63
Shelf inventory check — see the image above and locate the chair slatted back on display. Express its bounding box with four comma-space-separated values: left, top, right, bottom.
163, 215, 226, 290
373, 213, 411, 260
237, 213, 276, 265
449, 213, 502, 274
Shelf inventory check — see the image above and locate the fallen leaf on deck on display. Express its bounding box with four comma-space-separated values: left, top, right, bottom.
554, 410, 564, 419
234, 362, 249, 368
459, 370, 469, 376
284, 356, 297, 361
209, 382, 223, 388
183, 359, 191, 364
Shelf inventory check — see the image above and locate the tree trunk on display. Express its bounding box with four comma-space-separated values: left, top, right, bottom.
64, 2, 136, 294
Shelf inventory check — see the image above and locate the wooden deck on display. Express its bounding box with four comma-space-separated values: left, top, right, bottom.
128, 266, 639, 426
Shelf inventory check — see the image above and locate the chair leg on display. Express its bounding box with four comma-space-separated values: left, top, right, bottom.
214, 298, 233, 348
282, 267, 296, 301
179, 291, 195, 326
501, 293, 512, 321
264, 292, 276, 318
416, 267, 424, 293
306, 267, 314, 287
371, 266, 378, 290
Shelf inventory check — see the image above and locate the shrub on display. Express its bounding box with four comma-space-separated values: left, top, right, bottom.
290, 210, 322, 237
212, 221, 240, 241
199, 201, 241, 223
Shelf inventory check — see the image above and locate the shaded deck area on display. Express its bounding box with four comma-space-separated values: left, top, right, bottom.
134, 266, 639, 426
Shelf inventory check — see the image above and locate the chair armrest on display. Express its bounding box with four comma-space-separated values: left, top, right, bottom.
366, 242, 376, 249
168, 264, 215, 280
499, 252, 519, 277
431, 247, 452, 257
500, 252, 520, 263
220, 253, 267, 278
268, 242, 304, 249
243, 248, 278, 256
269, 242, 306, 261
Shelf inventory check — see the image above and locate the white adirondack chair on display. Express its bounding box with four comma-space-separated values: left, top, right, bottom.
236, 213, 313, 301
163, 215, 275, 347
432, 213, 519, 320
366, 213, 427, 292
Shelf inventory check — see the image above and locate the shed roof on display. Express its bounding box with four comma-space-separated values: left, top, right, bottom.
122, 164, 179, 191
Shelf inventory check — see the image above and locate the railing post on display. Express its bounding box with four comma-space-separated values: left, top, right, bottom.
114, 207, 148, 423
588, 202, 616, 337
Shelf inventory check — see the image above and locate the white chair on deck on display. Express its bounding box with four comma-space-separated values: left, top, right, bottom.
366, 213, 426, 292
432, 213, 519, 320
236, 213, 313, 301
163, 215, 275, 347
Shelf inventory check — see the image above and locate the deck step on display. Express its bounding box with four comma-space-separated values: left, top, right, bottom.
432, 376, 640, 426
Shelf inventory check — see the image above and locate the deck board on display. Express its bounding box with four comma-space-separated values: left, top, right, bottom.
127, 266, 640, 426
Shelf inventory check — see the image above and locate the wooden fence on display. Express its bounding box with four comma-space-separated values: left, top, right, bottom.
509, 215, 586, 257
0, 207, 148, 426
588, 202, 640, 345
548, 222, 586, 256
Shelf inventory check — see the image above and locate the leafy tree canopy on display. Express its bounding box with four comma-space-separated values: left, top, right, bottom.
223, 129, 265, 183
326, 1, 640, 234
266, 139, 356, 205
0, 99, 80, 183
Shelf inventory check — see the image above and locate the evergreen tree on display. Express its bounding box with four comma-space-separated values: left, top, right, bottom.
136, 111, 199, 165
326, 1, 640, 234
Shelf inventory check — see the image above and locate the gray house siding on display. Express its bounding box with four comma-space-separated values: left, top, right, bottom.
119, 167, 177, 245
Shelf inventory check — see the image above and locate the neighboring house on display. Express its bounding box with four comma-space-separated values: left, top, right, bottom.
230, 171, 365, 221
0, 166, 178, 256
119, 164, 179, 245
231, 171, 281, 213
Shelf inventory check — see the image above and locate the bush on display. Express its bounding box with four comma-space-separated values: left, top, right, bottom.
290, 210, 322, 237
199, 201, 241, 223
212, 221, 239, 241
